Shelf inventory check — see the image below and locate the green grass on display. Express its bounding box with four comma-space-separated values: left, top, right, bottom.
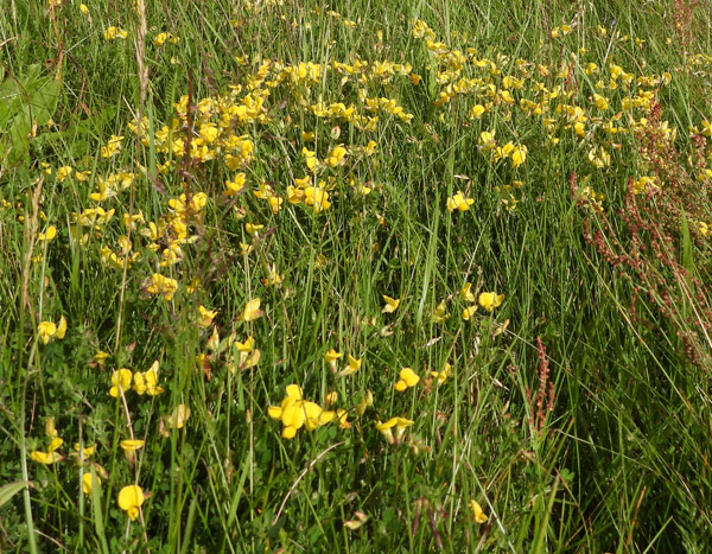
1, 0, 712, 551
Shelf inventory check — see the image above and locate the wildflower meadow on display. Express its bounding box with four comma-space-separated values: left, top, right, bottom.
1, 0, 712, 551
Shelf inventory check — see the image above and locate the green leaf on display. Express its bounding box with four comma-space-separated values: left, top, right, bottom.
0, 64, 61, 165
0, 481, 32, 509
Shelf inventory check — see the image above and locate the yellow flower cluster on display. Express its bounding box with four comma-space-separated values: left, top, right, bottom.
37, 316, 67, 345
109, 362, 164, 398
268, 384, 348, 439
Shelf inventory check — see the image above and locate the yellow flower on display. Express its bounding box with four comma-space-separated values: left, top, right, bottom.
375, 416, 414, 444
324, 391, 338, 407
478, 292, 504, 312
82, 473, 100, 495
479, 130, 496, 149
234, 335, 255, 353
260, 263, 283, 286
146, 273, 179, 301
431, 300, 450, 323
38, 225, 57, 242
462, 305, 478, 320
446, 191, 474, 213
357, 390, 374, 416
37, 316, 66, 344
381, 295, 400, 313
80, 4, 89, 16
325, 348, 343, 364
304, 186, 330, 212
338, 355, 362, 377
470, 500, 488, 524
45, 418, 58, 438
37, 321, 56, 345
103, 26, 128, 40
224, 173, 246, 196
73, 443, 96, 458
168, 404, 191, 429
197, 305, 218, 328
460, 282, 476, 302
92, 350, 110, 365
430, 362, 452, 384
133, 361, 164, 396
587, 146, 611, 168
286, 185, 305, 204
109, 369, 132, 397
120, 439, 145, 453
160, 404, 191, 436
468, 104, 485, 119
239, 298, 263, 322
117, 485, 145, 521
30, 450, 62, 464
153, 32, 179, 46
244, 222, 263, 236
325, 145, 348, 167
48, 437, 63, 452
199, 123, 219, 143
510, 144, 527, 168
55, 316, 67, 339
394, 367, 420, 391
302, 147, 318, 171
268, 385, 337, 438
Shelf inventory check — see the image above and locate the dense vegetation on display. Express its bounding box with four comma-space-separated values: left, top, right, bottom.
1, 1, 711, 551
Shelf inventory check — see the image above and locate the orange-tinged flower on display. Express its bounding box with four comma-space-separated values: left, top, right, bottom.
344, 511, 368, 530
117, 485, 145, 521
